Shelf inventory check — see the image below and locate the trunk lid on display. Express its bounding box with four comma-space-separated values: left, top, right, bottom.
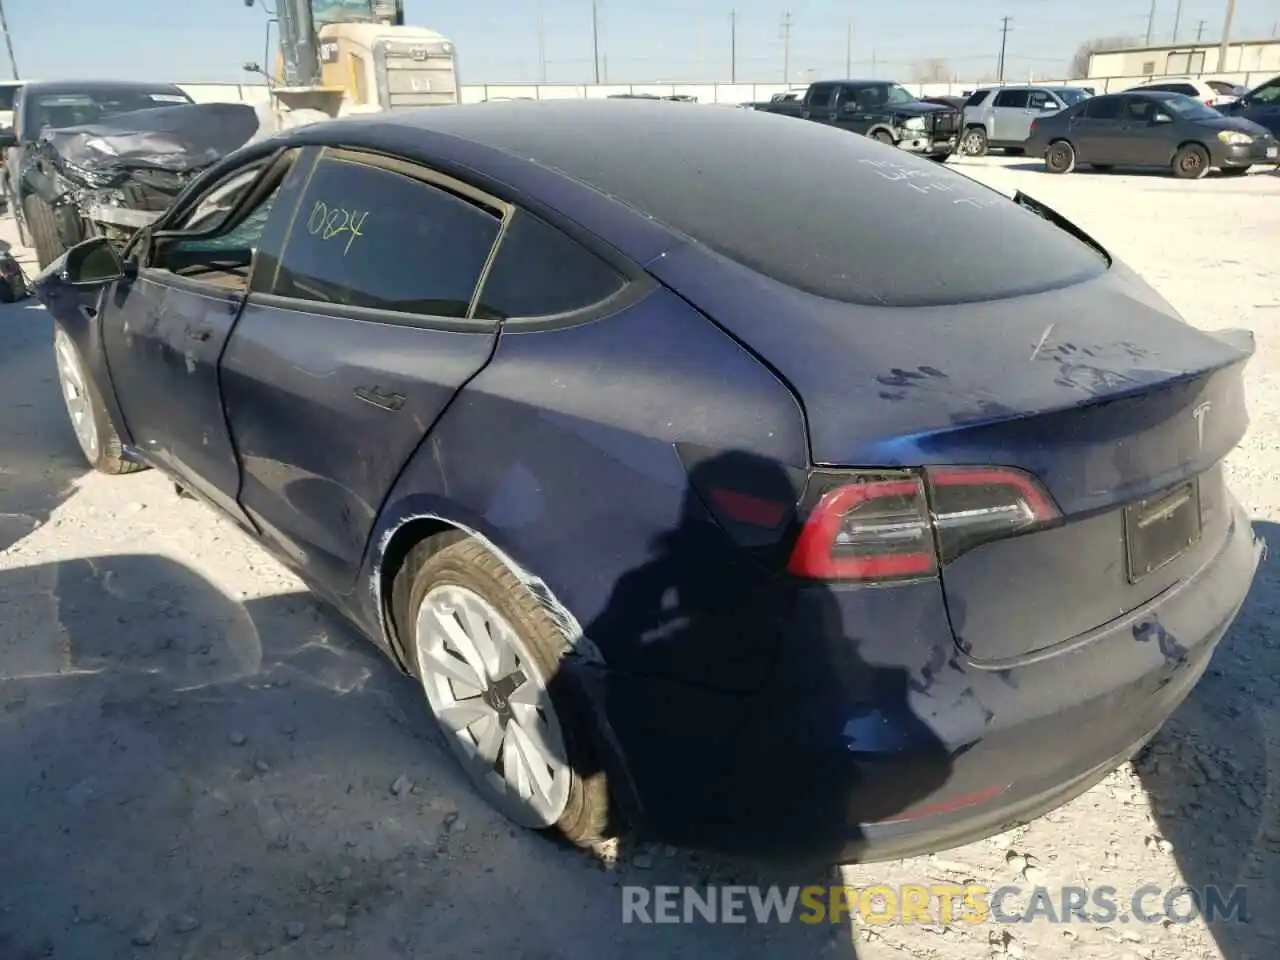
649, 227, 1253, 663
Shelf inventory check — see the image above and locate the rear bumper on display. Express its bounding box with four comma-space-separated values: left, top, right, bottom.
597, 502, 1261, 864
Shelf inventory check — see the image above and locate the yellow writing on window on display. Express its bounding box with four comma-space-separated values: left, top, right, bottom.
306, 200, 368, 255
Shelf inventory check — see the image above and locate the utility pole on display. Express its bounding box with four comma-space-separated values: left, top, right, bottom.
0, 0, 16, 79
1145, 0, 1157, 45
1172, 0, 1184, 42
536, 2, 547, 82
845, 21, 852, 76
780, 11, 793, 84
1195, 19, 1206, 40
730, 9, 737, 83
997, 16, 1011, 82
591, 0, 600, 84
1217, 0, 1235, 72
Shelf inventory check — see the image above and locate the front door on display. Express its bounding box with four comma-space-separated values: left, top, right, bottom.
218, 148, 505, 596
1115, 96, 1173, 166
99, 149, 300, 527
1239, 78, 1280, 138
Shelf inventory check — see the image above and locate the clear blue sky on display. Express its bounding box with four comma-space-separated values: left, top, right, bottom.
4, 0, 1277, 85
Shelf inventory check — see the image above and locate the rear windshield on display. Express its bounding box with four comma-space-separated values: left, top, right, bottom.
418, 103, 1110, 306
23, 87, 193, 135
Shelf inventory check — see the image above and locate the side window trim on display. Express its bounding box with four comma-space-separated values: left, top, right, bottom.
259, 149, 508, 328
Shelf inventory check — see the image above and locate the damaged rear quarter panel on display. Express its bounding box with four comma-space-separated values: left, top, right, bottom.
359, 286, 809, 697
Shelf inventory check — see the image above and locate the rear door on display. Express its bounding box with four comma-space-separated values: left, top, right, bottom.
801, 83, 839, 125
1070, 95, 1125, 162
218, 148, 507, 596
990, 89, 1031, 142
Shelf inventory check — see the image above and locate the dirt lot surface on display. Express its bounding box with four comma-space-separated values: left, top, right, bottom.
0, 156, 1277, 960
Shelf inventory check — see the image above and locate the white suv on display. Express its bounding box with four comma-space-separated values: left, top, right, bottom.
1126, 77, 1237, 107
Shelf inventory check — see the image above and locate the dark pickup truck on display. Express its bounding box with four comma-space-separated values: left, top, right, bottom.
748, 79, 960, 160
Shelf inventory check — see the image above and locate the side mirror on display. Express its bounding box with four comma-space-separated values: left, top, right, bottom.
60, 237, 128, 288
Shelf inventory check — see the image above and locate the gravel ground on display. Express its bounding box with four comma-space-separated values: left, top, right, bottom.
0, 156, 1277, 960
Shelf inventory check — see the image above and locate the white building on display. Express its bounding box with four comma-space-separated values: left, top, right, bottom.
1087, 38, 1280, 85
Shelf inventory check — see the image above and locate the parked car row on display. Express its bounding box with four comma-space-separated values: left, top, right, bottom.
953, 73, 1280, 178
1028, 82, 1279, 179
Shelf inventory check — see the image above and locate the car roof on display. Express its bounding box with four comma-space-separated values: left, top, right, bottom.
20, 79, 186, 96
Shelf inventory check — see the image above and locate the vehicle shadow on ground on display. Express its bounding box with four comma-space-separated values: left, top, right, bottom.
1000, 160, 1260, 179
0, 551, 865, 958
1134, 518, 1279, 960
0, 302, 84, 553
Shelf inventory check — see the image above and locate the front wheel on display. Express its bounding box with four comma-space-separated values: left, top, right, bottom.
871, 130, 895, 146
400, 534, 613, 847
961, 126, 988, 156
1172, 143, 1210, 180
53, 325, 145, 475
1045, 140, 1076, 174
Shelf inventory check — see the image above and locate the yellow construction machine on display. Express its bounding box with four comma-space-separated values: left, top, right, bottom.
244, 0, 460, 127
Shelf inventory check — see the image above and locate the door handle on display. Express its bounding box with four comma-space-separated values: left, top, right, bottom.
354, 386, 406, 411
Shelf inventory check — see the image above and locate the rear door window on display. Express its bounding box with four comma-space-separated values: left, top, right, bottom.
994, 89, 1029, 108
266, 154, 501, 319
807, 84, 836, 110
473, 212, 627, 320
1083, 96, 1123, 120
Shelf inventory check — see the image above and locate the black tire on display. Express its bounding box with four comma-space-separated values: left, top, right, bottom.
871, 130, 895, 145
23, 194, 69, 270
962, 126, 988, 156
52, 324, 145, 475
1172, 143, 1210, 180
1091, 164, 1114, 172
1045, 140, 1076, 174
1220, 165, 1250, 177
395, 533, 613, 847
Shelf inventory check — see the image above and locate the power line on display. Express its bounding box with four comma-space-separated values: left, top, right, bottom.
780, 10, 793, 83
845, 21, 852, 76
997, 16, 1011, 81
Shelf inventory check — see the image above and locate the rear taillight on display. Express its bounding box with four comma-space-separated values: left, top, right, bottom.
788, 466, 1060, 582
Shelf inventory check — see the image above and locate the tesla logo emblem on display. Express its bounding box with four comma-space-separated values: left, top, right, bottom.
1192, 401, 1212, 451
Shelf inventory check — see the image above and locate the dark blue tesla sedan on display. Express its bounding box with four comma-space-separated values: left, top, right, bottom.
35, 100, 1263, 864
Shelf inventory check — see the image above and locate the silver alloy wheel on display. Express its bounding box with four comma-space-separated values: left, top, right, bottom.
54, 328, 100, 463
415, 583, 571, 828
963, 130, 984, 154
